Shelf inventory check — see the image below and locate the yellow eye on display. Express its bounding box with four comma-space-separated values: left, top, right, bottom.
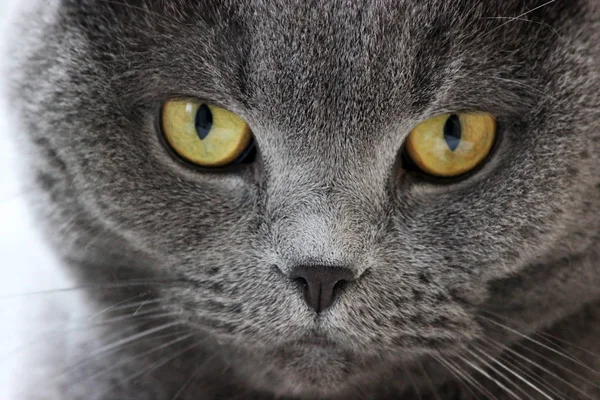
404, 112, 496, 178
161, 100, 253, 167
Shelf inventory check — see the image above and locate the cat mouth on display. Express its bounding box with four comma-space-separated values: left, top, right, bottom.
294, 333, 333, 347
271, 332, 350, 358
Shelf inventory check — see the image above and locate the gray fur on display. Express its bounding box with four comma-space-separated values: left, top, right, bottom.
2, 0, 600, 398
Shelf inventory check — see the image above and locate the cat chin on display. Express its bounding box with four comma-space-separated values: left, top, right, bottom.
226, 338, 402, 398
234, 346, 377, 397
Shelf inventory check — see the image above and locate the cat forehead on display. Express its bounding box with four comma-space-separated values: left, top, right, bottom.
93, 0, 571, 23
68, 0, 585, 127
75, 0, 576, 56
103, 0, 576, 32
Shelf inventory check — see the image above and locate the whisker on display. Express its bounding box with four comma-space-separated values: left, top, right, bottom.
402, 363, 423, 400
170, 354, 211, 400
0, 310, 172, 362
480, 315, 600, 375
483, 337, 596, 400
0, 280, 180, 300
538, 331, 599, 361
417, 359, 443, 400
480, 17, 560, 37
481, 0, 558, 39
95, 340, 207, 398
132, 297, 156, 316
103, 299, 163, 314
87, 293, 149, 321
82, 320, 181, 356
457, 353, 524, 400
82, 331, 195, 386
55, 213, 84, 242
450, 355, 503, 400
432, 354, 485, 400
484, 310, 600, 360
81, 307, 169, 327
465, 347, 536, 400
498, 346, 569, 400
13, 324, 188, 399
513, 341, 600, 390
471, 345, 553, 400
45, 320, 182, 383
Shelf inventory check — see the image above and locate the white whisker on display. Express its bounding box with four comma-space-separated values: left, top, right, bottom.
0, 310, 173, 362
95, 340, 208, 398
402, 363, 423, 400
432, 354, 487, 400
483, 337, 596, 400
45, 320, 182, 384
0, 280, 179, 300
499, 348, 569, 400
481, 315, 600, 375
87, 293, 149, 321
170, 354, 212, 400
482, 0, 558, 39
485, 310, 600, 360
83, 331, 195, 386
471, 345, 553, 400
457, 353, 524, 400
481, 16, 560, 37
417, 360, 443, 400
132, 297, 156, 316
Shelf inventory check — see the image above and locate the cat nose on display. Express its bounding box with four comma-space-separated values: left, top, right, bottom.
290, 265, 356, 313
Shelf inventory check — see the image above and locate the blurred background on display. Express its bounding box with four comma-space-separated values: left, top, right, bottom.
0, 1, 68, 398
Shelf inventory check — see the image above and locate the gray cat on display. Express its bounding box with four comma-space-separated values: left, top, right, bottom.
2, 0, 600, 399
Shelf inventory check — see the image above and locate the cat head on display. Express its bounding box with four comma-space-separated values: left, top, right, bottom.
5, 0, 600, 396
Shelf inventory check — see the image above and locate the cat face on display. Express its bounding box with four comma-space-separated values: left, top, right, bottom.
7, 0, 600, 396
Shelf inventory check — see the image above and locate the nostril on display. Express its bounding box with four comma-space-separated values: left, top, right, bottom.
333, 279, 348, 294
289, 265, 356, 313
294, 276, 308, 288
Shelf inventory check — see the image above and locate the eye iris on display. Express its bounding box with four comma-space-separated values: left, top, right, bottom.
403, 112, 496, 179
443, 114, 461, 151
195, 104, 213, 140
161, 100, 255, 167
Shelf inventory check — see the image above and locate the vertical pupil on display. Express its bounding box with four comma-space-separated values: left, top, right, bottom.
195, 104, 213, 140
443, 114, 461, 151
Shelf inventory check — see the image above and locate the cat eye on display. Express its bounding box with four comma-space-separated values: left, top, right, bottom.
403, 112, 496, 178
161, 100, 254, 167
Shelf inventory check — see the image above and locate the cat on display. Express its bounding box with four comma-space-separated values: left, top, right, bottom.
2, 0, 600, 399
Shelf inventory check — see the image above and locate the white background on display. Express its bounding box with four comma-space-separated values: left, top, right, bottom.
0, 1, 68, 398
